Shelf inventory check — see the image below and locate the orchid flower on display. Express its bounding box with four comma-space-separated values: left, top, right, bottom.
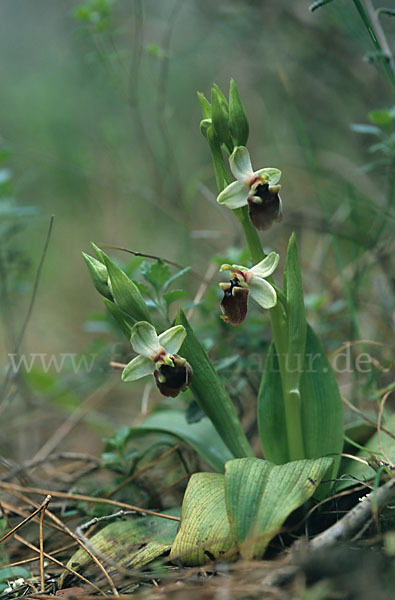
217, 146, 283, 231
122, 322, 193, 397
219, 252, 279, 325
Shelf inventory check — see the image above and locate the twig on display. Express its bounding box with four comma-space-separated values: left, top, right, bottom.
29, 500, 119, 596
309, 477, 395, 550
13, 533, 104, 595
0, 494, 51, 544
263, 478, 395, 588
0, 215, 54, 401
0, 481, 181, 522
39, 498, 48, 592
99, 244, 185, 271
377, 390, 394, 466
1, 452, 100, 482
342, 395, 395, 440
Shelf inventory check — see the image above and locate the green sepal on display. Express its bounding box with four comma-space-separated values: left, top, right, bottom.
103, 254, 153, 324
197, 91, 212, 119
82, 252, 112, 300
229, 78, 249, 146
90, 241, 107, 264
176, 308, 253, 459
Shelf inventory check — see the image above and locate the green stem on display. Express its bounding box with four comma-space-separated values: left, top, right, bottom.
237, 209, 305, 461
352, 0, 395, 89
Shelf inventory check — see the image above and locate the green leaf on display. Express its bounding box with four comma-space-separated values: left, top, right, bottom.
258, 325, 343, 476
225, 457, 333, 559
126, 409, 234, 473
103, 298, 135, 337
104, 255, 153, 324
0, 567, 31, 581
163, 289, 188, 307
61, 508, 180, 584
229, 78, 249, 147
368, 109, 394, 127
176, 309, 253, 459
350, 123, 381, 135
145, 260, 171, 291
163, 266, 191, 292
170, 473, 234, 565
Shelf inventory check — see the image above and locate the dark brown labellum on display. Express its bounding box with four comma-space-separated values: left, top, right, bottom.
248, 184, 282, 231
220, 282, 249, 326
154, 356, 193, 397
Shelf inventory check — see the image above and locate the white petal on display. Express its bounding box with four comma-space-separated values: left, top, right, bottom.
122, 355, 154, 381
217, 180, 249, 209
130, 321, 161, 359
229, 146, 254, 181
248, 276, 277, 309
158, 325, 186, 354
249, 252, 279, 278
256, 167, 281, 185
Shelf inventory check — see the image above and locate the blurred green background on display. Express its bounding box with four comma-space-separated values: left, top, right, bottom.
0, 0, 393, 461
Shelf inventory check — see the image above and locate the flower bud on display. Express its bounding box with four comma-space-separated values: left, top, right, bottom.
248, 183, 283, 231
229, 78, 249, 147
211, 86, 232, 151
154, 355, 193, 397
82, 252, 113, 300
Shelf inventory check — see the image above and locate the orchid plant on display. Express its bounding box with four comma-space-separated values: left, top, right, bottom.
83, 79, 345, 565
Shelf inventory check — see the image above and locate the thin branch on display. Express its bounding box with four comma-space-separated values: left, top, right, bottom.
0, 495, 51, 545
39, 499, 48, 592
0, 481, 181, 522
0, 215, 54, 400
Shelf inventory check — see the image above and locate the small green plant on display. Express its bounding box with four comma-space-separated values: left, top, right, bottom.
81, 78, 347, 563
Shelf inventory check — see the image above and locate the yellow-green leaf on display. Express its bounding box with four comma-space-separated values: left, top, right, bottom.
170, 473, 235, 566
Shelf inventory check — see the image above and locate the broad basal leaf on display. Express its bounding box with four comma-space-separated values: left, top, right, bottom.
170, 473, 234, 566
126, 409, 234, 473
225, 457, 333, 559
